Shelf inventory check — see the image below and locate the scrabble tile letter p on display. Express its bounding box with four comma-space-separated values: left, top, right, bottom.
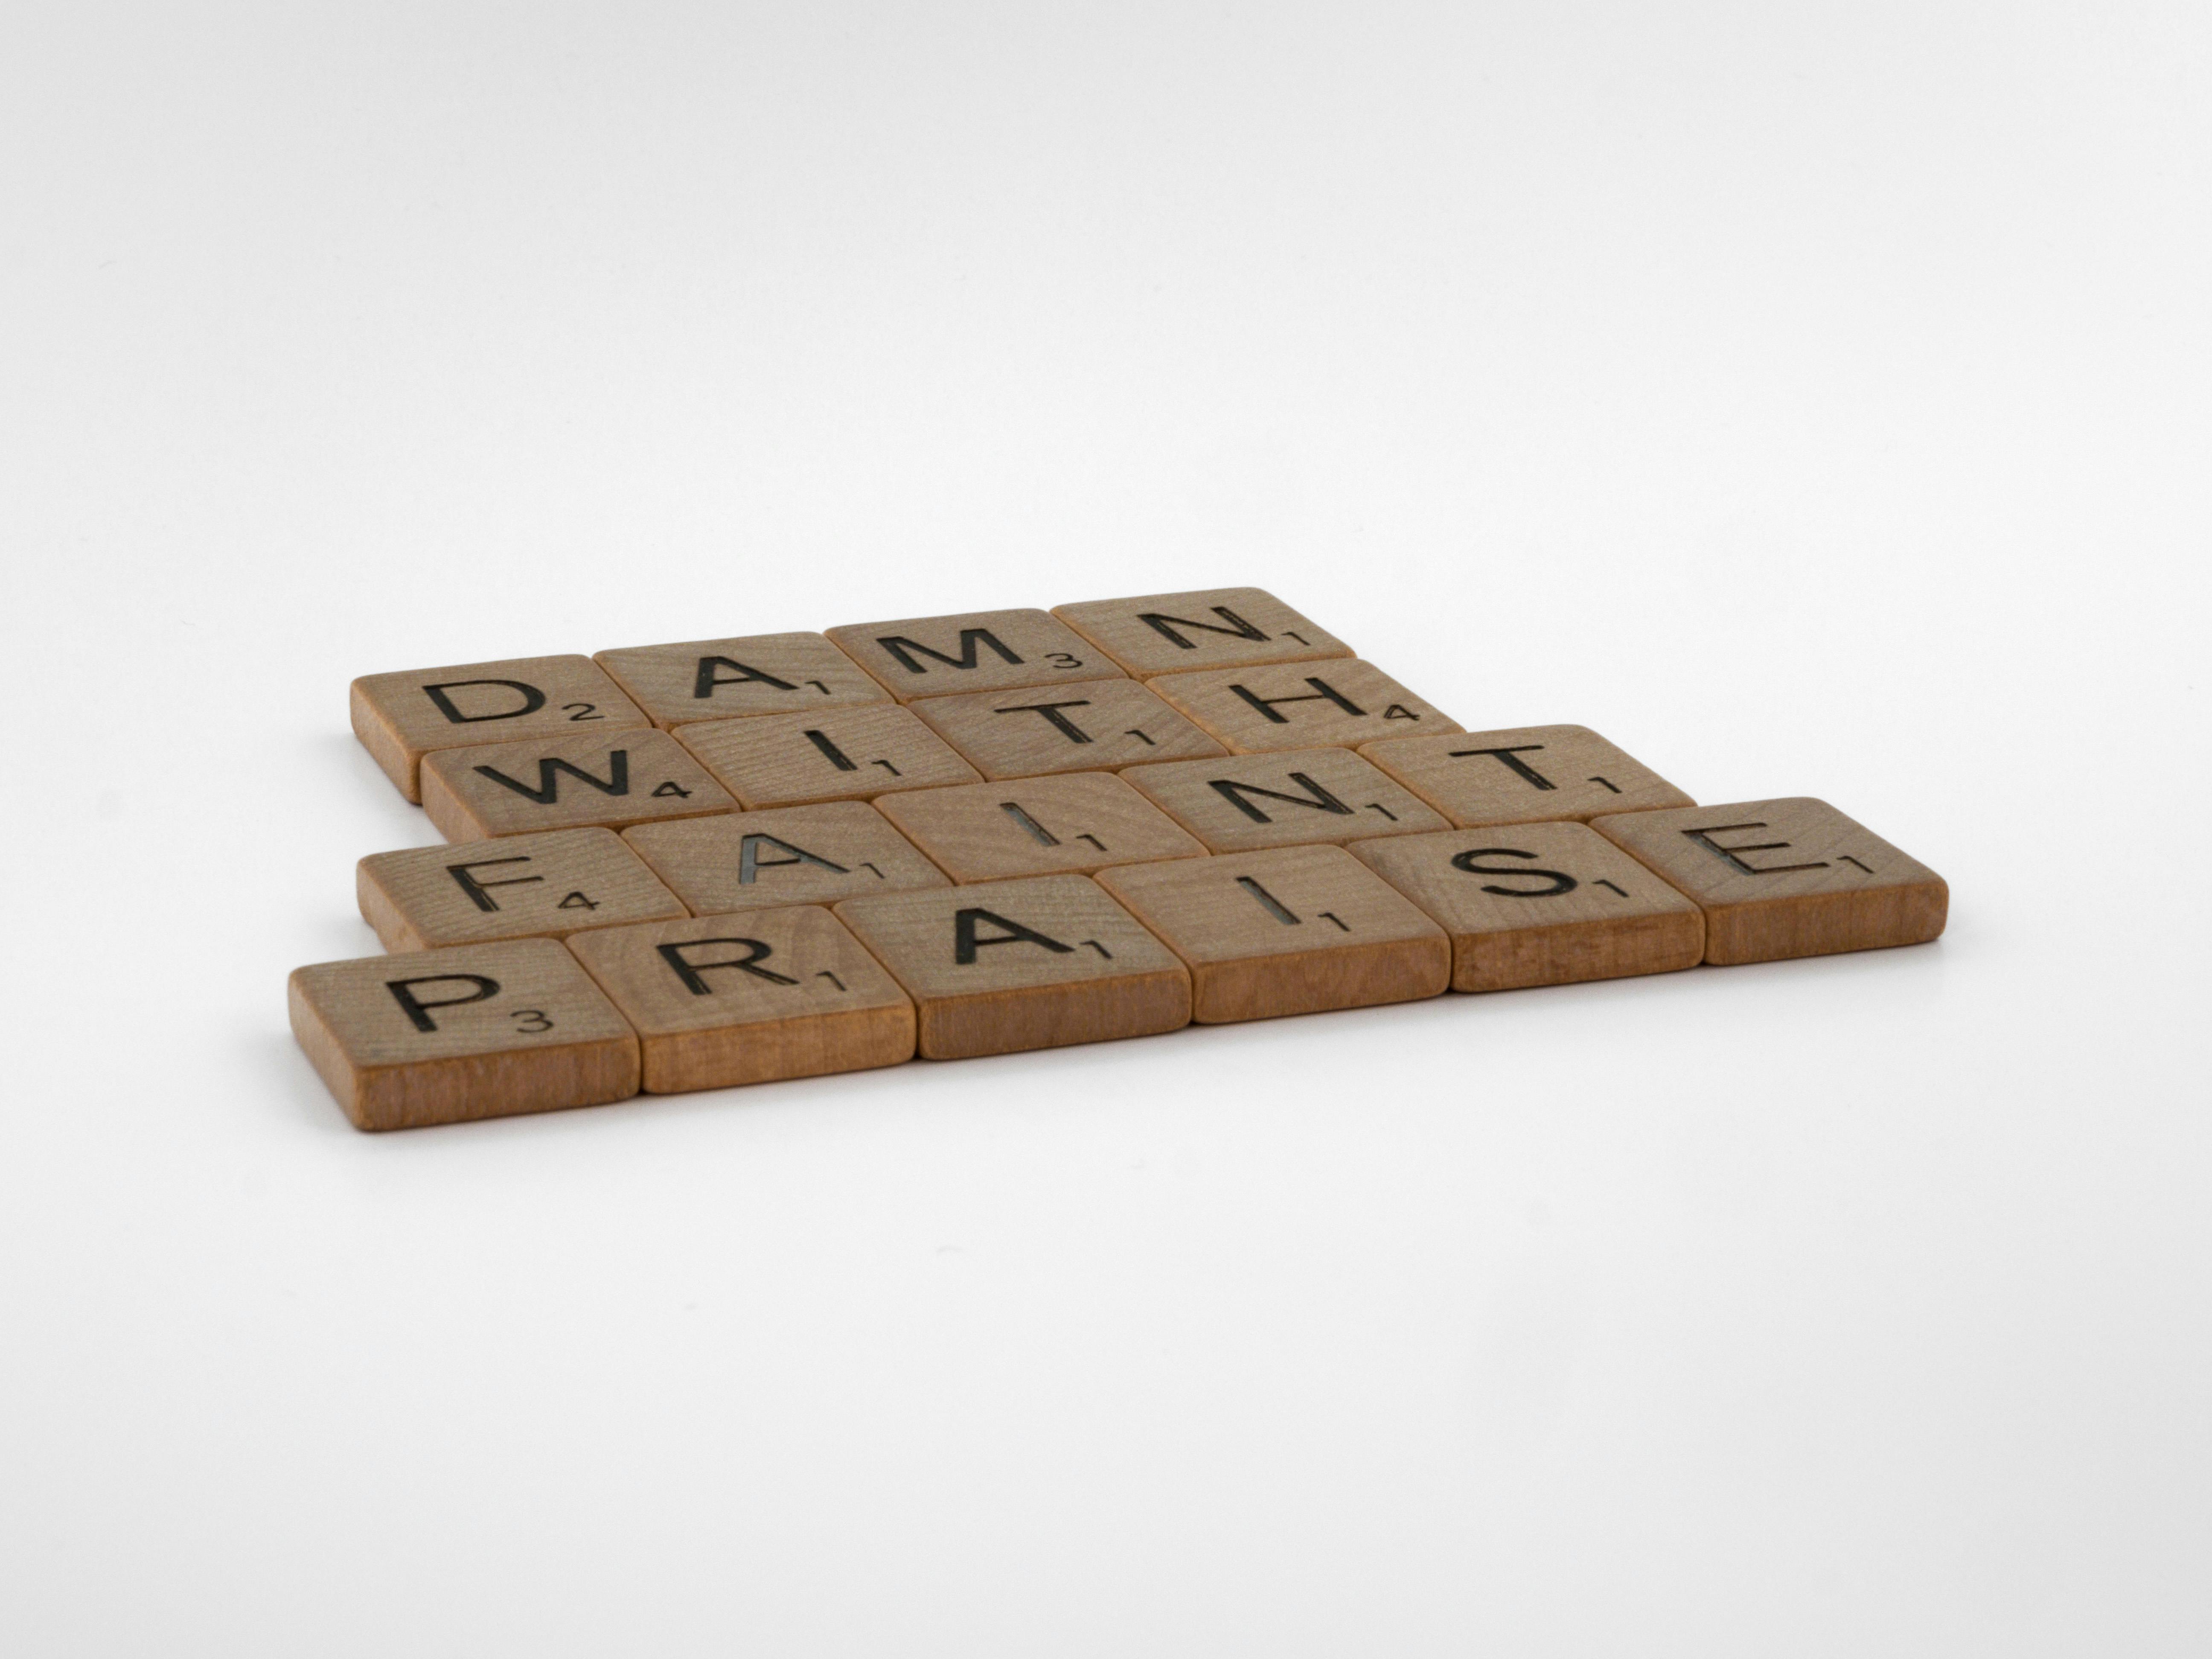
351, 655, 651, 802
289, 939, 640, 1130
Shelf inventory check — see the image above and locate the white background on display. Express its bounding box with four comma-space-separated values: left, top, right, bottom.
4, 4, 2207, 1653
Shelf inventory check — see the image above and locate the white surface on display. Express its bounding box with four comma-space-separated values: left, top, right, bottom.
4, 4, 2208, 1653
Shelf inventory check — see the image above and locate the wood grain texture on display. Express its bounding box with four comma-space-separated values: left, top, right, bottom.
909, 677, 1225, 778
351, 655, 650, 802
1147, 659, 1461, 754
1120, 746, 1450, 853
564, 905, 915, 1093
1359, 724, 1694, 826
833, 875, 1190, 1059
622, 802, 950, 914
1348, 821, 1705, 992
358, 827, 689, 952
594, 632, 892, 729
873, 772, 1207, 882
1095, 844, 1448, 1023
420, 729, 736, 841
674, 705, 982, 809
288, 939, 640, 1131
1050, 587, 1353, 678
824, 608, 1126, 702
1593, 797, 1948, 965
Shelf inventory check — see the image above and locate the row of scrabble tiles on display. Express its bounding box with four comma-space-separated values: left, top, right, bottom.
349, 591, 1499, 835
296, 796, 1949, 1131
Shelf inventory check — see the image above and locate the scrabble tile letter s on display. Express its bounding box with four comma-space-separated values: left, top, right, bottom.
1350, 821, 1704, 991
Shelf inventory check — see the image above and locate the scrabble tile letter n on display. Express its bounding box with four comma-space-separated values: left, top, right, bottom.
1595, 797, 1947, 965
1122, 747, 1449, 853
289, 939, 640, 1131
835, 875, 1190, 1059
1051, 588, 1353, 678
352, 655, 651, 802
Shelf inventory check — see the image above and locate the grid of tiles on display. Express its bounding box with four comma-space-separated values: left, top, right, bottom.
294, 588, 1949, 1130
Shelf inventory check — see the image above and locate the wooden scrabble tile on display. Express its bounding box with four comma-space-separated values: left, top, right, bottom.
909, 677, 1225, 778
824, 608, 1127, 702
1095, 844, 1449, 1023
1593, 797, 1948, 965
1148, 659, 1461, 753
1121, 746, 1450, 853
358, 827, 690, 952
288, 938, 640, 1131
674, 705, 982, 809
834, 875, 1190, 1059
352, 655, 651, 802
873, 772, 1206, 883
594, 632, 892, 729
621, 802, 951, 914
420, 729, 736, 842
1348, 822, 1705, 992
565, 905, 915, 1093
1050, 587, 1353, 678
1359, 723, 1694, 827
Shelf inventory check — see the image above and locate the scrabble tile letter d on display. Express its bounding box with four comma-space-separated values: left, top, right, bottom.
352, 655, 650, 802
